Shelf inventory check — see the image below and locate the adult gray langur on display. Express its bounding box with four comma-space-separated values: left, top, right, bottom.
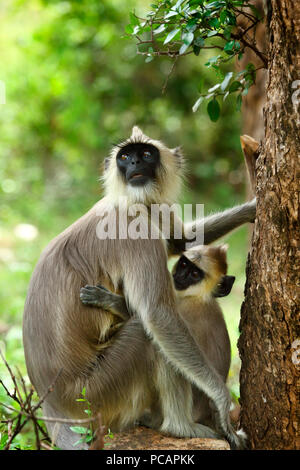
23, 126, 255, 449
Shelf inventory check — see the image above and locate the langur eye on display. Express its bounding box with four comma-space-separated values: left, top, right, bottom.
143, 151, 152, 158
181, 260, 187, 267
192, 270, 200, 278
121, 154, 129, 161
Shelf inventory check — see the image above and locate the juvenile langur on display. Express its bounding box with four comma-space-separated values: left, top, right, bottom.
80, 244, 234, 430
23, 126, 254, 450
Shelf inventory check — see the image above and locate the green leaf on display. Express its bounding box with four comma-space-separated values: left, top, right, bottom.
192, 96, 204, 113
194, 37, 205, 47
193, 45, 201, 56
164, 10, 178, 19
70, 426, 88, 435
153, 24, 166, 35
209, 17, 219, 28
125, 24, 134, 34
145, 56, 153, 63
225, 10, 236, 25
220, 71, 233, 91
182, 31, 194, 46
208, 83, 220, 93
236, 93, 242, 111
229, 80, 243, 92
174, 0, 185, 10
129, 13, 140, 26
73, 438, 85, 447
223, 27, 232, 40
224, 40, 235, 52
219, 9, 227, 24
207, 30, 218, 37
207, 98, 220, 122
179, 43, 189, 55
186, 18, 198, 32
164, 28, 180, 45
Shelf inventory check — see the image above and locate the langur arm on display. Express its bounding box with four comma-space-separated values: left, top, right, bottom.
80, 284, 130, 321
200, 198, 256, 244
169, 199, 256, 254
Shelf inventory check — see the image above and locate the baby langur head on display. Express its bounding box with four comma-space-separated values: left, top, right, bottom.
172, 244, 235, 300
102, 126, 184, 206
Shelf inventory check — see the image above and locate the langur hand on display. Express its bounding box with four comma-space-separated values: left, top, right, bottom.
80, 284, 110, 309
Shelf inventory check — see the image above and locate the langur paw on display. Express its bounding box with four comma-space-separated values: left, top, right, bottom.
80, 285, 103, 306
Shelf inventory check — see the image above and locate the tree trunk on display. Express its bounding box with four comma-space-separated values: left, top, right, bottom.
238, 1, 300, 450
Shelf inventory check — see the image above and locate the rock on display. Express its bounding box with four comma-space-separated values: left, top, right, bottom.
104, 426, 230, 450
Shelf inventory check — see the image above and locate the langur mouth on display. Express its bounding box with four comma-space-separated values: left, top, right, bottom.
130, 173, 144, 179
173, 278, 187, 291
128, 173, 149, 186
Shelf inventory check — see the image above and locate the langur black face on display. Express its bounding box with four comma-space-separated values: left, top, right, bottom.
116, 143, 160, 187
173, 256, 205, 291
173, 255, 235, 296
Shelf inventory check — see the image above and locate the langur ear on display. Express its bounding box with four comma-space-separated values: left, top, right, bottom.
215, 243, 228, 268
171, 146, 184, 168
213, 275, 235, 297
131, 126, 145, 141
220, 244, 229, 254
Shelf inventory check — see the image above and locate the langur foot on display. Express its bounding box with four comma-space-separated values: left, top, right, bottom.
160, 421, 222, 440
138, 412, 162, 430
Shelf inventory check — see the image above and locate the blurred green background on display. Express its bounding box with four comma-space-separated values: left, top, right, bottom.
0, 0, 249, 448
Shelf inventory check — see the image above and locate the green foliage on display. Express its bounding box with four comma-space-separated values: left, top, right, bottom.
72, 388, 94, 447
126, 0, 265, 120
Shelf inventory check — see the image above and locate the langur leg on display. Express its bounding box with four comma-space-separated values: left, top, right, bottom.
192, 388, 215, 428
44, 318, 152, 449
154, 358, 221, 439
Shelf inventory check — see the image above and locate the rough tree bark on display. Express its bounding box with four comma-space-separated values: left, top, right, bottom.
238, 1, 300, 450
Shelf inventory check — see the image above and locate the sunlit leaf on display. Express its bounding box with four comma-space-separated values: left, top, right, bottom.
164, 28, 180, 45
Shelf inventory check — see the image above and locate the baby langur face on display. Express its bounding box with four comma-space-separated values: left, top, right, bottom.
172, 255, 205, 291
172, 245, 235, 298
